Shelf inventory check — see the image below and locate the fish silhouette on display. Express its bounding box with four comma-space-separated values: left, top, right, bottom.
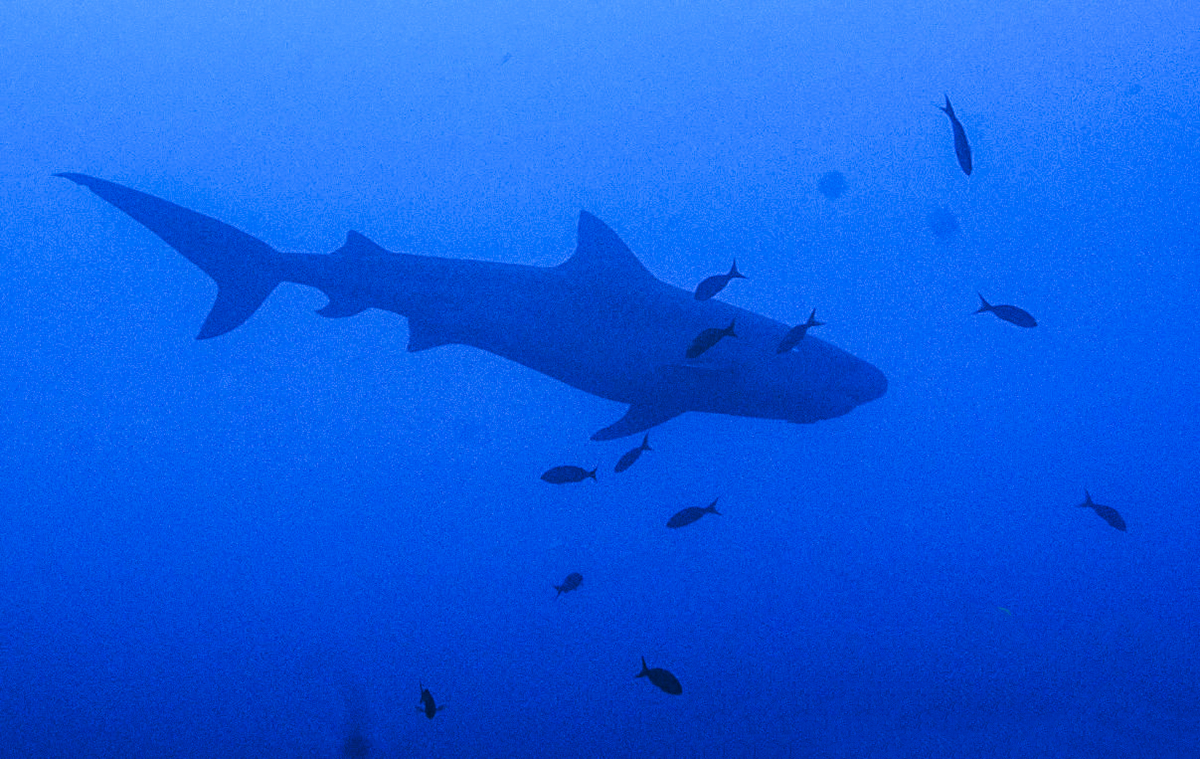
555, 572, 583, 596
939, 95, 973, 175
636, 657, 682, 695
694, 260, 746, 301
974, 293, 1037, 328
667, 499, 721, 529
418, 684, 445, 719
1078, 490, 1127, 532
541, 466, 597, 484
777, 309, 824, 353
614, 434, 652, 473
686, 319, 737, 359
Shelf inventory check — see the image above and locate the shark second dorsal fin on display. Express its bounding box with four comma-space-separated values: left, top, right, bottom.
559, 211, 655, 280
333, 231, 390, 259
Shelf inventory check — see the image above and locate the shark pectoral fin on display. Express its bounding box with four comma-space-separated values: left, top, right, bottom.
591, 404, 683, 441
316, 295, 368, 319
406, 316, 456, 352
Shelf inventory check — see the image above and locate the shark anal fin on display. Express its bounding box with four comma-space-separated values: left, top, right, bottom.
406, 316, 455, 352
592, 404, 683, 441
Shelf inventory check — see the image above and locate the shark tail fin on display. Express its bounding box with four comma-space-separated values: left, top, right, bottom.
56, 173, 283, 339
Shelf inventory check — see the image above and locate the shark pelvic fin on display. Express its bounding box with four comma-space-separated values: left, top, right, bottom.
316, 295, 369, 318
591, 403, 683, 441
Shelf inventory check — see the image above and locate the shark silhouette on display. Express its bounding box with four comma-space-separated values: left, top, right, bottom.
57, 174, 886, 440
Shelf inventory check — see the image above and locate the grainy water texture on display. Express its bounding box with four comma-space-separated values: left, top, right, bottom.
2, 1, 1198, 757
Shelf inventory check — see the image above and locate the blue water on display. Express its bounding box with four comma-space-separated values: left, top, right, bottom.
3, 2, 1198, 757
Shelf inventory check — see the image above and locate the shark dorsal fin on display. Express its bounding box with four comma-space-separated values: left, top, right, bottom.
334, 231, 390, 259
559, 211, 655, 280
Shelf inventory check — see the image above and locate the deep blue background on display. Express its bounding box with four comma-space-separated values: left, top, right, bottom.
3, 1, 1198, 756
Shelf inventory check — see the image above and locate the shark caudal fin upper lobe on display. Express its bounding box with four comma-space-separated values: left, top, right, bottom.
56, 173, 283, 339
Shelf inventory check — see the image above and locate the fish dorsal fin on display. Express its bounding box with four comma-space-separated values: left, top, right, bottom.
333, 231, 389, 259
559, 211, 655, 280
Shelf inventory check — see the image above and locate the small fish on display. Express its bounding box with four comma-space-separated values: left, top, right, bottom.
927, 206, 960, 240
636, 656, 683, 695
974, 293, 1037, 328
541, 465, 597, 484
817, 170, 846, 200
686, 319, 737, 359
776, 309, 824, 353
1078, 490, 1127, 532
694, 261, 746, 301
418, 683, 445, 719
667, 498, 721, 529
614, 434, 652, 473
939, 95, 973, 176
342, 727, 369, 759
555, 572, 583, 597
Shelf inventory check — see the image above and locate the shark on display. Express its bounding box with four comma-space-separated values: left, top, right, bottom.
56, 173, 887, 440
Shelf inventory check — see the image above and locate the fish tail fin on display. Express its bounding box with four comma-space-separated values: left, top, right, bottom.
1080, 489, 1094, 507
641, 433, 652, 451
554, 584, 563, 596
588, 468, 598, 480
637, 657, 649, 678
974, 292, 992, 314
807, 308, 824, 328
729, 260, 746, 279
57, 173, 284, 339
708, 498, 721, 515
940, 95, 953, 115
727, 318, 737, 337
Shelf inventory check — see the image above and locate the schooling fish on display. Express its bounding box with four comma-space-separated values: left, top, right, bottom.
686, 319, 737, 359
974, 293, 1037, 328
418, 683, 445, 719
667, 498, 721, 529
541, 465, 597, 484
776, 309, 825, 353
1078, 490, 1127, 532
939, 95, 973, 176
636, 657, 683, 695
694, 260, 746, 301
614, 434, 652, 473
555, 572, 583, 597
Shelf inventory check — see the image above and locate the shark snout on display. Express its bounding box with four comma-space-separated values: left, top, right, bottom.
844, 360, 888, 405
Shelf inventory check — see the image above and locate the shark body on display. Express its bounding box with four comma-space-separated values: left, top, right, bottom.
58, 173, 886, 440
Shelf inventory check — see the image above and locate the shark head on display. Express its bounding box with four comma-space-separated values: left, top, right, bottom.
731, 337, 887, 424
